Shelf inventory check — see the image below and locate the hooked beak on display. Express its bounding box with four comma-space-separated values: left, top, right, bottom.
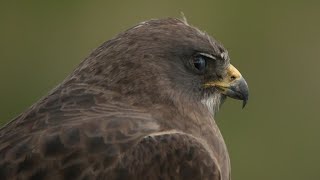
204, 64, 249, 108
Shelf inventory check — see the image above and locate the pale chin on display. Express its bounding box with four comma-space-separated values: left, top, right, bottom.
201, 93, 222, 116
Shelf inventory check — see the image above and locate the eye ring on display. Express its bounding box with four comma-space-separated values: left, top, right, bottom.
192, 55, 207, 74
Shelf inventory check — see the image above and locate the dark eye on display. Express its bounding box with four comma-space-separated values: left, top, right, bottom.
193, 56, 207, 73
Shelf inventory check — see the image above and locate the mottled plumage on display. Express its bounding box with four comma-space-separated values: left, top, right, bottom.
0, 18, 248, 180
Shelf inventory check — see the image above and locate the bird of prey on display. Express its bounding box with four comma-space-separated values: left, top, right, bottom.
0, 18, 248, 180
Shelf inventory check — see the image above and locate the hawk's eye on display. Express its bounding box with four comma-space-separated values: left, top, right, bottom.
193, 55, 207, 73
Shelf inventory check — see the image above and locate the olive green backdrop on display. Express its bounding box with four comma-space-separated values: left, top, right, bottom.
1, 1, 319, 179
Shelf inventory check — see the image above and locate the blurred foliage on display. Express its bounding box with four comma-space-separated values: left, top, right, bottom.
0, 1, 319, 179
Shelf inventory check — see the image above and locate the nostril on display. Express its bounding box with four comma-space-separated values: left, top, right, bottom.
230, 75, 236, 81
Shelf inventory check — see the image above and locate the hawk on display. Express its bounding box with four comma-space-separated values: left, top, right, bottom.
0, 18, 248, 180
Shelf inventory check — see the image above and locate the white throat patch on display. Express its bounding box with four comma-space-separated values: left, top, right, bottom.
201, 93, 222, 116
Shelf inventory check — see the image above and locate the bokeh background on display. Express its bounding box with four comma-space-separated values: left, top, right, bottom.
1, 1, 319, 179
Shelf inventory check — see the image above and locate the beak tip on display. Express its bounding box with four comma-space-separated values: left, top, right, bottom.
242, 99, 248, 109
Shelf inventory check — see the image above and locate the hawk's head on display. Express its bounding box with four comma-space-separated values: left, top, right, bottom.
75, 18, 248, 115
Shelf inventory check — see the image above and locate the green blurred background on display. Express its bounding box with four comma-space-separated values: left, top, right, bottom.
0, 1, 319, 179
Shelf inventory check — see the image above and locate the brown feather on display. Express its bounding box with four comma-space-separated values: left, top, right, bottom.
0, 18, 231, 180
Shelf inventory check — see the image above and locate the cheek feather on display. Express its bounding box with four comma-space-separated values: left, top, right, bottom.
201, 93, 222, 116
